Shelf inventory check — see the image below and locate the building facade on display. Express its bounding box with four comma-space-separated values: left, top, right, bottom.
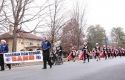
0, 27, 42, 52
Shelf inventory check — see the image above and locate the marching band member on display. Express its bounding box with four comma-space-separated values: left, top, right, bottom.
113, 47, 117, 58
121, 48, 125, 57
102, 45, 107, 60
70, 46, 76, 62
107, 46, 111, 59
123, 48, 125, 56
109, 46, 114, 58
118, 47, 122, 57
95, 43, 100, 61
82, 42, 89, 63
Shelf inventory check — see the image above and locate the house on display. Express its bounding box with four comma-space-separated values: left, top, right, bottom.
0, 26, 42, 52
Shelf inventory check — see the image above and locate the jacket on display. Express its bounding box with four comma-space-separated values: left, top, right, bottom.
41, 40, 51, 50
0, 44, 9, 53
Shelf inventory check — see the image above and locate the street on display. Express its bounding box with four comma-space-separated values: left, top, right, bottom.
0, 57, 125, 80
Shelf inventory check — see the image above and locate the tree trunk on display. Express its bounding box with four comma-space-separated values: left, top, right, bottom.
51, 34, 54, 49
12, 25, 18, 52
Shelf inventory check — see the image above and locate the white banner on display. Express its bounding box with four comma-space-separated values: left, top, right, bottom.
3, 50, 43, 64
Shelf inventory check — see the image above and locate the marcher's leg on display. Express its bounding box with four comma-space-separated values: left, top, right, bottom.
7, 64, 11, 70
98, 53, 100, 60
1, 64, 4, 70
114, 53, 116, 58
42, 55, 47, 69
104, 53, 106, 60
47, 55, 53, 68
108, 53, 110, 58
0, 54, 5, 70
96, 53, 98, 61
83, 54, 86, 63
73, 56, 75, 62
87, 54, 89, 62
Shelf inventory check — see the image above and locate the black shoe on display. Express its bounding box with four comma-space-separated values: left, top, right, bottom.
42, 68, 46, 69
9, 68, 11, 70
50, 64, 52, 68
97, 60, 98, 61
0, 69, 5, 71
83, 62, 85, 63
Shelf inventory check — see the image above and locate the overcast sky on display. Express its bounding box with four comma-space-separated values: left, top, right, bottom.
86, 0, 125, 33
66, 0, 125, 34
34, 0, 125, 35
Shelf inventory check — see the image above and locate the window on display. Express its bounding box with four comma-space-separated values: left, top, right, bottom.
20, 39, 24, 44
29, 40, 33, 46
37, 41, 41, 46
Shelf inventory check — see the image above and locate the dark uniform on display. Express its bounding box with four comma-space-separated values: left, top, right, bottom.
109, 48, 113, 58
95, 46, 100, 61
0, 44, 11, 71
123, 49, 125, 56
121, 49, 125, 57
118, 48, 122, 57
102, 47, 107, 60
107, 48, 110, 58
41, 40, 53, 69
82, 45, 89, 63
113, 49, 117, 58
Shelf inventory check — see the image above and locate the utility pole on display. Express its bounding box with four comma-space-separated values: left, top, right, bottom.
104, 31, 107, 49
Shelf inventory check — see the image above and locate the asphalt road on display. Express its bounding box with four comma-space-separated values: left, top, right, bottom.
0, 57, 125, 80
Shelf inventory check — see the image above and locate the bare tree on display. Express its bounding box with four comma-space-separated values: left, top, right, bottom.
0, 0, 8, 33
1, 0, 52, 52
45, 0, 69, 49
0, 0, 5, 13
61, 19, 84, 53
70, 1, 87, 50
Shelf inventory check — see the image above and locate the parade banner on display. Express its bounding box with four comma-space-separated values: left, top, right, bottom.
3, 50, 43, 64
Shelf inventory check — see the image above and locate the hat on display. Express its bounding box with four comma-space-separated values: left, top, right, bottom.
84, 42, 87, 45
96, 43, 98, 45
1, 39, 6, 43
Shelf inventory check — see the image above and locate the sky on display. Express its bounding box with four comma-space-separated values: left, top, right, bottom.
33, 0, 125, 35
64, 0, 125, 34
86, 0, 125, 34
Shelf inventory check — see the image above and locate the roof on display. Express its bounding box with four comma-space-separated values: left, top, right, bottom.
0, 32, 42, 40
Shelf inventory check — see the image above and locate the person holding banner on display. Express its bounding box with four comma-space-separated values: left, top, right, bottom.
82, 42, 89, 63
0, 39, 11, 71
41, 36, 53, 69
